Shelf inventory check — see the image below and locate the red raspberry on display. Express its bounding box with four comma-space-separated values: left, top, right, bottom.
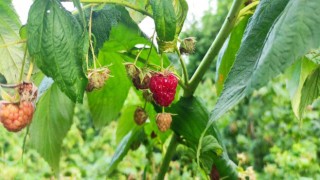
149, 72, 178, 107
156, 113, 172, 132
0, 101, 34, 132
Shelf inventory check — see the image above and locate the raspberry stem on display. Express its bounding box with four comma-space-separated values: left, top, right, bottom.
26, 62, 34, 82
185, 0, 244, 97
175, 48, 189, 85
144, 31, 156, 66
19, 46, 28, 82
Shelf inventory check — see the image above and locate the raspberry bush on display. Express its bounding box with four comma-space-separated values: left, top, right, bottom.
0, 0, 319, 179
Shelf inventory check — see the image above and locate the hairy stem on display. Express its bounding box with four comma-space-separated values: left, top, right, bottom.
184, 0, 244, 97
78, 0, 152, 17
157, 134, 179, 180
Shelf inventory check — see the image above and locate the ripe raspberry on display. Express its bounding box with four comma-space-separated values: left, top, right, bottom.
17, 82, 38, 102
149, 72, 178, 107
0, 101, 34, 132
86, 67, 110, 92
156, 113, 172, 132
134, 107, 148, 125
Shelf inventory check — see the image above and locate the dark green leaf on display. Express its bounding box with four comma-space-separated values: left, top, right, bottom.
29, 83, 75, 171
249, 0, 320, 90
286, 57, 317, 119
27, 0, 87, 102
0, 0, 25, 83
209, 0, 289, 124
216, 16, 250, 95
87, 52, 131, 128
168, 97, 238, 178
151, 0, 177, 41
299, 66, 320, 118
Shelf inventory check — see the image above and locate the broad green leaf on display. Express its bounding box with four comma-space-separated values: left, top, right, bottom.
29, 83, 75, 171
87, 52, 131, 128
299, 66, 320, 118
0, 0, 25, 83
208, 0, 289, 124
286, 57, 317, 119
249, 0, 320, 90
216, 16, 250, 95
173, 0, 188, 36
106, 127, 144, 175
168, 97, 237, 178
151, 0, 177, 41
27, 0, 87, 103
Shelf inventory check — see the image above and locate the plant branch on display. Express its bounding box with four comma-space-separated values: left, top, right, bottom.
185, 0, 244, 97
175, 48, 189, 85
77, 0, 152, 17
157, 134, 179, 180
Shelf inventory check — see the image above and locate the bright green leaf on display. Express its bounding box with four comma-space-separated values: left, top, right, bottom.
87, 52, 131, 128
27, 0, 87, 103
173, 0, 188, 36
116, 105, 138, 144
286, 57, 317, 119
0, 0, 25, 83
299, 66, 320, 118
29, 82, 75, 171
151, 0, 177, 41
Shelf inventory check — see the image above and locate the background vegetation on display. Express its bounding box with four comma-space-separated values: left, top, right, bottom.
0, 0, 320, 179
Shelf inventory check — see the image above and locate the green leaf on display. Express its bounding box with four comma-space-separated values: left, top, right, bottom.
0, 0, 25, 83
216, 16, 250, 95
168, 97, 238, 178
249, 0, 320, 90
27, 0, 87, 103
286, 57, 317, 119
29, 82, 75, 171
151, 0, 177, 41
116, 105, 138, 144
126, 0, 151, 23
299, 66, 320, 118
87, 52, 131, 128
106, 127, 144, 175
173, 0, 188, 36
208, 0, 289, 124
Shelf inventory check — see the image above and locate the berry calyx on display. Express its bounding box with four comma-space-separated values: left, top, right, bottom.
0, 101, 34, 132
17, 82, 38, 102
134, 107, 148, 125
86, 67, 110, 92
149, 71, 178, 107
132, 73, 151, 90
156, 113, 172, 132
